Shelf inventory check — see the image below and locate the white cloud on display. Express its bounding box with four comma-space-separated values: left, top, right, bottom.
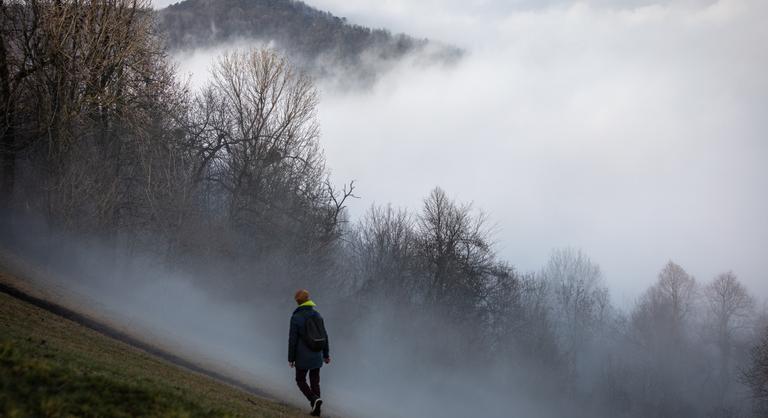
171, 0, 768, 301
151, 0, 179, 8
310, 0, 768, 300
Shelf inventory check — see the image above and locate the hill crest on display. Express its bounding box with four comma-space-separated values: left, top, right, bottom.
158, 0, 462, 84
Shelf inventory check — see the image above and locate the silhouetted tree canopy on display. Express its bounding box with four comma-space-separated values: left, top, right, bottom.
157, 0, 462, 85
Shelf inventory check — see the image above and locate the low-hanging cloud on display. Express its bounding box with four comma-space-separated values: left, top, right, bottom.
170, 0, 768, 302
297, 0, 768, 301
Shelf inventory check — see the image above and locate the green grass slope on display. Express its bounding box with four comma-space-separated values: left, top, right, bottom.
0, 286, 308, 418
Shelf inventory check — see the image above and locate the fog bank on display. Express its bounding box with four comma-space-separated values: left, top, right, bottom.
172, 0, 768, 301
1, 219, 577, 418
305, 0, 768, 300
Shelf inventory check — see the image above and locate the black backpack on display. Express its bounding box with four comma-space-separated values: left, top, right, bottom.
302, 313, 327, 352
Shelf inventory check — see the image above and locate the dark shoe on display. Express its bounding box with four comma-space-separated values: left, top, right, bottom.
310, 398, 322, 416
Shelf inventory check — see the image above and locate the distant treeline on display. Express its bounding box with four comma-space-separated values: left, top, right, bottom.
158, 0, 463, 84
0, 2, 766, 418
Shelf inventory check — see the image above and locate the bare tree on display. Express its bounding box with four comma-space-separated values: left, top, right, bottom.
180, 47, 353, 280
631, 261, 697, 349
657, 261, 697, 327
624, 262, 706, 417
0, 0, 177, 233
203, 48, 321, 209
415, 187, 497, 314
486, 269, 561, 371
704, 271, 756, 394
540, 248, 610, 381
349, 204, 416, 300
0, 0, 22, 205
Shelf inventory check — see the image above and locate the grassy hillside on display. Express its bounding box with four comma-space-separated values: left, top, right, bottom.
0, 280, 308, 418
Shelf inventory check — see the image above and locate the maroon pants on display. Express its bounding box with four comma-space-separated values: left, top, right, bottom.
295, 368, 321, 403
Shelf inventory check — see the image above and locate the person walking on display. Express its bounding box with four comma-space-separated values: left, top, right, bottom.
289, 289, 330, 416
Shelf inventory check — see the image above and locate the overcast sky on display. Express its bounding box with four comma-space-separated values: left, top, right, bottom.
170, 0, 767, 304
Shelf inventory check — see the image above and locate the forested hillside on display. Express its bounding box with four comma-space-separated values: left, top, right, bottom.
158, 0, 462, 83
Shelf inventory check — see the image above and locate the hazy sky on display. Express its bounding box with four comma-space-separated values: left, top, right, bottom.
171, 0, 767, 303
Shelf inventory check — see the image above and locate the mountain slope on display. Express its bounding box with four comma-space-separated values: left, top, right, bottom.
158, 0, 461, 83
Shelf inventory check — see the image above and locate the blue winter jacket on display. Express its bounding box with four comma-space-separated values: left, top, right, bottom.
288, 301, 330, 370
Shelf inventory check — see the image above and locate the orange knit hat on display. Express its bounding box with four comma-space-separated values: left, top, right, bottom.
294, 289, 310, 305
